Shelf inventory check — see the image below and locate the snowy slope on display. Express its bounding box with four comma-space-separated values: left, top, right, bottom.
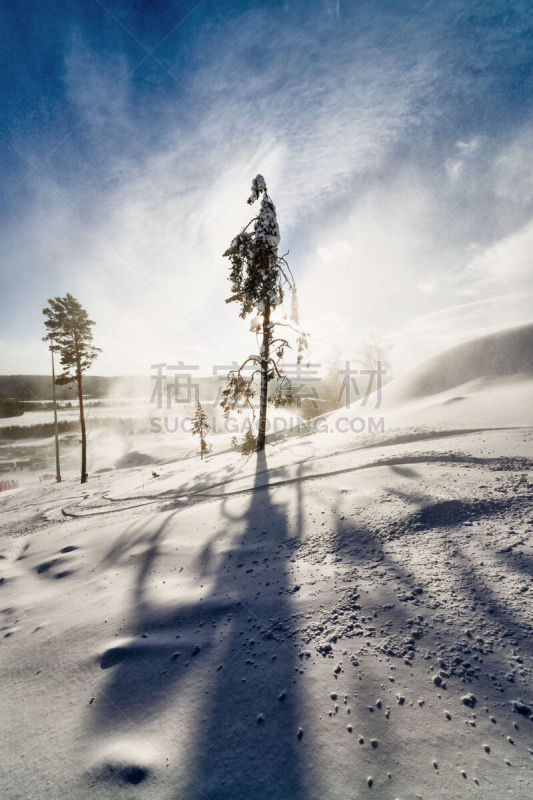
324, 322, 533, 432
0, 328, 532, 800
387, 322, 533, 404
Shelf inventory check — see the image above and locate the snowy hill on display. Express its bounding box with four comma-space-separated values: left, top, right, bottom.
325, 323, 533, 432
387, 322, 533, 402
0, 328, 532, 800
389, 322, 533, 402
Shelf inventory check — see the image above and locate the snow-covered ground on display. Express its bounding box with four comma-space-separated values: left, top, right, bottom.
0, 325, 532, 799
0, 398, 152, 429
0, 400, 302, 481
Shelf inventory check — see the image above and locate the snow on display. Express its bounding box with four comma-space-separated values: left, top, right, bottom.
320, 321, 533, 435
0, 326, 532, 799
247, 174, 267, 204
254, 193, 280, 251
246, 173, 280, 252
0, 398, 150, 428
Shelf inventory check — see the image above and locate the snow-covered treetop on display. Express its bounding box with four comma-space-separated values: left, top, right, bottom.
246, 175, 280, 251
255, 194, 280, 250
223, 173, 284, 314
247, 174, 267, 204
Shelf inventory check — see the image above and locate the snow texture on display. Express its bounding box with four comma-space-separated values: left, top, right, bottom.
254, 193, 280, 250
248, 174, 267, 204
0, 324, 532, 800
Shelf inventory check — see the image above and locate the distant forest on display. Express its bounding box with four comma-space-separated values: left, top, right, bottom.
0, 375, 151, 402
0, 375, 222, 404
0, 371, 358, 423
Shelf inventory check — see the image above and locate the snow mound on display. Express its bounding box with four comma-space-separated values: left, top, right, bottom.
325, 323, 533, 431
388, 322, 533, 405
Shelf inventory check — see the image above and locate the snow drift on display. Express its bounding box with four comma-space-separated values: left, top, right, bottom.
326, 322, 533, 431
386, 322, 533, 404
0, 325, 532, 800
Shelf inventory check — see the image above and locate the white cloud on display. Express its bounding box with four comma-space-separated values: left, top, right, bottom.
460, 218, 533, 296
296, 123, 533, 374
1, 19, 442, 374
2, 11, 533, 379
391, 294, 533, 373
445, 137, 480, 183
417, 280, 437, 295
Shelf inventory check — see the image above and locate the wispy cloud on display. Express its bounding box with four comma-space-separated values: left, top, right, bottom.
391, 293, 533, 372
1, 2, 532, 375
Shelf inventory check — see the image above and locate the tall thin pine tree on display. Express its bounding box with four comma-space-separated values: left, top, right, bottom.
42, 294, 101, 483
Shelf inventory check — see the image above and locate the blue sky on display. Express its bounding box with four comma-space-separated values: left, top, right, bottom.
1, 0, 533, 375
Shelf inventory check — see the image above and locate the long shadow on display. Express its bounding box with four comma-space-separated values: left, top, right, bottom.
92, 451, 307, 798
446, 544, 533, 661
328, 477, 533, 694
328, 508, 533, 730
183, 449, 307, 799
85, 449, 530, 525
94, 510, 194, 725
388, 493, 526, 534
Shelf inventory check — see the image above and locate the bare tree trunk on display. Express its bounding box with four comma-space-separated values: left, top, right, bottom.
76, 362, 87, 484
50, 344, 61, 483
256, 302, 271, 451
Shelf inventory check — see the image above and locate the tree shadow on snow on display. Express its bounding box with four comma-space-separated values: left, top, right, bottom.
328, 480, 533, 716
92, 450, 308, 800
182, 449, 307, 799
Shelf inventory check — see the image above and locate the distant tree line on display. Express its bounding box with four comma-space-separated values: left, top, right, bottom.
0, 395, 75, 418
0, 395, 24, 418
0, 375, 223, 403
0, 416, 149, 442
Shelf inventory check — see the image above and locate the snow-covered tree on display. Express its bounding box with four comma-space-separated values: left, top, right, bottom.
221, 175, 307, 451
192, 401, 211, 460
